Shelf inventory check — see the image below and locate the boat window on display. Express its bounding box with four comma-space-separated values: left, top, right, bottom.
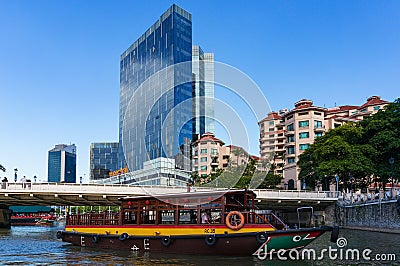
140, 206, 156, 224
160, 210, 175, 224
179, 210, 197, 224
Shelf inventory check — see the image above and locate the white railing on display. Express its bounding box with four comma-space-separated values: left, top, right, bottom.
1, 182, 339, 200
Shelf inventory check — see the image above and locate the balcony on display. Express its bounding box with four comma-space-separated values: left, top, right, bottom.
285, 130, 294, 136
314, 126, 325, 132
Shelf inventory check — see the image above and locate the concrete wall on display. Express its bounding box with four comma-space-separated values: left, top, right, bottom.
335, 200, 400, 230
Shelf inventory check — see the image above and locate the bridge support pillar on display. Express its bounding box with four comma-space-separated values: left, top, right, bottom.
0, 205, 12, 228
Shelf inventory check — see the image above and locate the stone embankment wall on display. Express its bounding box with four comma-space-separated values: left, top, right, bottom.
335, 199, 400, 230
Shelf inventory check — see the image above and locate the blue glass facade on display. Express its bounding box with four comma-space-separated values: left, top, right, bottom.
47, 144, 76, 183
90, 142, 119, 180
119, 4, 193, 171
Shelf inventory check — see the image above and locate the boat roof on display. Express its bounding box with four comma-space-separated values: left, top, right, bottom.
10, 206, 54, 213
119, 189, 256, 202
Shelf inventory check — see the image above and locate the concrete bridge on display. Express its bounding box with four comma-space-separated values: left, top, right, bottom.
0, 182, 338, 209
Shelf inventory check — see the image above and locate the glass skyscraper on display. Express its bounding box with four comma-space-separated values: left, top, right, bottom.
48, 144, 76, 183
119, 4, 193, 172
192, 45, 214, 139
90, 142, 119, 180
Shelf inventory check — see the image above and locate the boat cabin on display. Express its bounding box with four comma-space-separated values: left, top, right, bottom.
66, 190, 286, 230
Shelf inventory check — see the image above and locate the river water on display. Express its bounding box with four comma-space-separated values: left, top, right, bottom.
0, 224, 399, 265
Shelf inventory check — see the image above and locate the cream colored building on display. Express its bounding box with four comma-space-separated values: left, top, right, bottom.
258, 96, 389, 190
192, 132, 229, 177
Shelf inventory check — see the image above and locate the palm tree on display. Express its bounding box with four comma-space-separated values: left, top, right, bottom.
0, 164, 5, 172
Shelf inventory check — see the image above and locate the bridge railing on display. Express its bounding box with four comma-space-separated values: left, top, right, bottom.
253, 189, 339, 199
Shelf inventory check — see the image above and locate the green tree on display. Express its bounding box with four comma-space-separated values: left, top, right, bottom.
298, 123, 376, 190
361, 99, 400, 189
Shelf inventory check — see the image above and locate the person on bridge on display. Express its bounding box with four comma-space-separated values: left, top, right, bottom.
21, 176, 27, 189
1, 177, 7, 189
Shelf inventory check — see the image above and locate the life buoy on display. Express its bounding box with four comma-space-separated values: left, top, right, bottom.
255, 232, 268, 244
225, 211, 245, 230
205, 235, 216, 246
56, 231, 63, 239
330, 226, 339, 243
119, 233, 129, 241
92, 235, 100, 243
161, 236, 171, 247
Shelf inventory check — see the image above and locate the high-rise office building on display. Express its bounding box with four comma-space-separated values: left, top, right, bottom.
90, 142, 119, 181
192, 45, 215, 139
48, 144, 76, 183
119, 4, 193, 172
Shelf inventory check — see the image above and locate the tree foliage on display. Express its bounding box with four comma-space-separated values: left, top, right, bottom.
298, 99, 400, 191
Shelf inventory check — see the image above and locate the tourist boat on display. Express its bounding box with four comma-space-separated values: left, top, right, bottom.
58, 190, 338, 256
10, 206, 56, 226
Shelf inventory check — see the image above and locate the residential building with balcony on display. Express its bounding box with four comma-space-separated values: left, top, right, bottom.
192, 132, 229, 177
258, 96, 390, 190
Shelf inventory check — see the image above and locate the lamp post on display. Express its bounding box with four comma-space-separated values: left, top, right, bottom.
335, 174, 339, 197
14, 168, 18, 183
80, 176, 82, 184
34, 175, 37, 183
350, 174, 354, 203
389, 157, 394, 198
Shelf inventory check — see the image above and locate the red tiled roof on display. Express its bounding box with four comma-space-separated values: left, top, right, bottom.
192, 132, 225, 145
326, 105, 359, 114
259, 112, 281, 123
359, 96, 389, 109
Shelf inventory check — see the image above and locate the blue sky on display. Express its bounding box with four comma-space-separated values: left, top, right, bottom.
0, 0, 399, 182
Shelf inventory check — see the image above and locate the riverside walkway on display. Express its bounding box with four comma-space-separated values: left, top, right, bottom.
0, 182, 338, 207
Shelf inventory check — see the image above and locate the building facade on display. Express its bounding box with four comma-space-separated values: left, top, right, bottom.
258, 96, 389, 190
119, 4, 193, 172
192, 45, 215, 139
48, 144, 76, 183
192, 132, 229, 176
90, 142, 119, 181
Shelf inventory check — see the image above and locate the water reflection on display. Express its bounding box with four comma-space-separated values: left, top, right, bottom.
0, 226, 399, 265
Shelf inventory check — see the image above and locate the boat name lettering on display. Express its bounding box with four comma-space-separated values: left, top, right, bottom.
144, 239, 150, 250
204, 228, 215, 234
80, 236, 85, 247
131, 245, 139, 251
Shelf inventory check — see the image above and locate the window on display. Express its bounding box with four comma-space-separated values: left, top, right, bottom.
288, 158, 295, 164
260, 123, 264, 128
201, 149, 207, 154
299, 144, 310, 150
287, 123, 294, 131
269, 134, 274, 138
298, 111, 308, 116
200, 157, 207, 162
287, 136, 295, 142
211, 149, 218, 155
269, 121, 274, 126
314, 120, 323, 128
288, 147, 295, 154
298, 120, 309, 128
194, 150, 198, 156
201, 166, 207, 171
194, 159, 198, 164
194, 167, 198, 171
374, 106, 380, 111
299, 132, 309, 139
286, 115, 293, 120
314, 112, 321, 116
269, 140, 274, 144
361, 108, 367, 112
269, 128, 274, 132
315, 132, 323, 138
334, 123, 341, 128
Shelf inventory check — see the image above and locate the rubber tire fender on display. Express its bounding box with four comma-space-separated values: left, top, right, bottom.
92, 235, 100, 243
119, 233, 129, 241
205, 235, 216, 246
330, 226, 340, 243
161, 236, 171, 247
56, 231, 63, 239
255, 232, 268, 244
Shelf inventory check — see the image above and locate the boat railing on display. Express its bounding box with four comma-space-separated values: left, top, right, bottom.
226, 211, 287, 230
67, 211, 119, 226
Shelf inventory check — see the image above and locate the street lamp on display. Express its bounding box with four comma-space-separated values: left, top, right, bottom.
14, 168, 18, 183
80, 176, 82, 184
335, 174, 339, 197
389, 157, 394, 198
350, 174, 354, 203
34, 175, 37, 183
